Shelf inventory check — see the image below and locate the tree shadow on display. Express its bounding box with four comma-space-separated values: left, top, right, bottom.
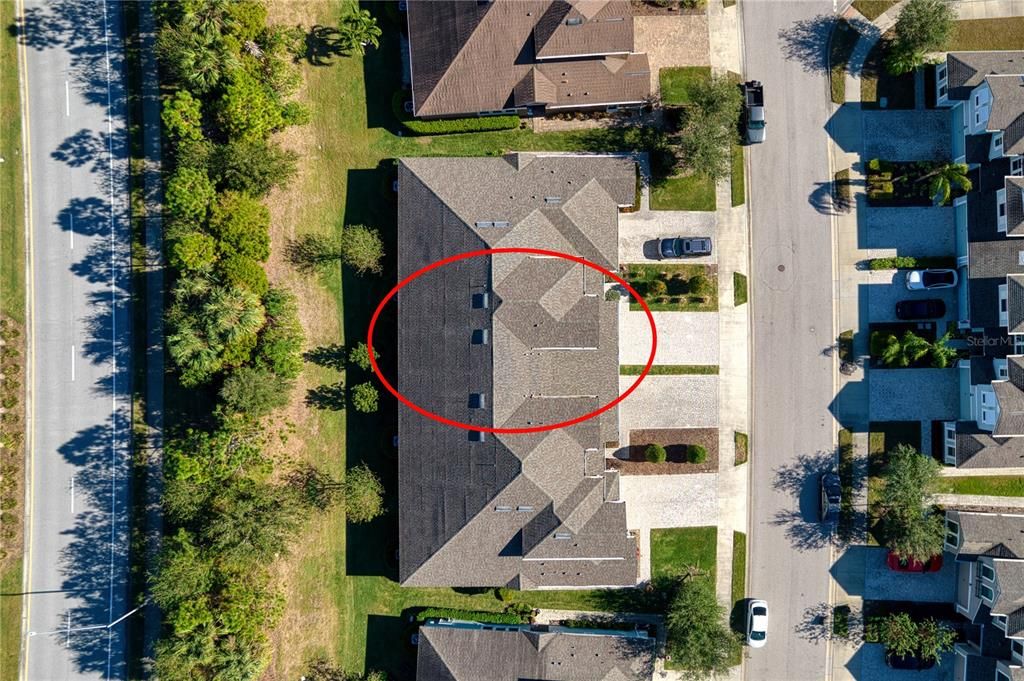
777, 14, 841, 73
772, 450, 840, 551
305, 382, 346, 410
304, 343, 347, 371
794, 601, 863, 646
302, 24, 352, 66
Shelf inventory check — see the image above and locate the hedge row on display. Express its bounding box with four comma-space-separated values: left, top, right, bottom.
418, 608, 530, 625
867, 256, 957, 270
391, 92, 520, 135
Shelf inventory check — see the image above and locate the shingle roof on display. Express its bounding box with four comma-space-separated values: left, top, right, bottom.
397, 154, 637, 588
992, 560, 1024, 634
949, 511, 1024, 559
985, 76, 1024, 155
963, 654, 998, 681
994, 356, 1024, 436
407, 0, 650, 117
416, 624, 656, 681
946, 52, 1024, 101
1008, 275, 1024, 334
1009, 177, 1024, 237
953, 423, 1024, 468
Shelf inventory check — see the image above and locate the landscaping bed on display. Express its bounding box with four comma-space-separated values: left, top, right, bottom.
861, 34, 915, 110
866, 256, 956, 270
623, 263, 718, 312
612, 427, 719, 474
631, 0, 708, 16
852, 0, 899, 21
866, 159, 965, 207
621, 365, 719, 375
733, 272, 747, 306
391, 91, 521, 135
830, 19, 860, 104
734, 431, 749, 466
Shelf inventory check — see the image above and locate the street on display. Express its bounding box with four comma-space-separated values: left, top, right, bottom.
741, 1, 838, 680
17, 0, 131, 678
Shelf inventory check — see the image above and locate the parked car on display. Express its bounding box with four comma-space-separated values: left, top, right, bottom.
659, 237, 712, 258
886, 652, 936, 670
746, 600, 768, 648
886, 551, 943, 573
741, 81, 766, 144
819, 472, 842, 523
905, 269, 958, 290
895, 298, 946, 320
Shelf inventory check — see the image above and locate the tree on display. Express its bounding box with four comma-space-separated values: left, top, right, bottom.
208, 190, 271, 261
645, 443, 667, 463
218, 67, 285, 142
219, 254, 270, 296
899, 330, 932, 366
304, 657, 387, 681
876, 612, 919, 658
200, 478, 302, 565
917, 162, 972, 206
285, 232, 344, 274
678, 114, 735, 180
166, 167, 216, 222
349, 341, 379, 372
255, 287, 305, 380
930, 331, 959, 368
219, 366, 291, 417
887, 0, 956, 74
151, 529, 214, 611
162, 90, 204, 143
155, 12, 240, 95
344, 463, 385, 523
665, 577, 740, 679
338, 8, 382, 55
351, 381, 379, 413
878, 445, 944, 560
688, 445, 708, 464
916, 617, 956, 663
341, 225, 384, 275
689, 74, 743, 127
209, 140, 298, 197
168, 230, 218, 272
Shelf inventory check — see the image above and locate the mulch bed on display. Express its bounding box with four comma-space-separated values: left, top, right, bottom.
608, 428, 719, 474
630, 0, 707, 15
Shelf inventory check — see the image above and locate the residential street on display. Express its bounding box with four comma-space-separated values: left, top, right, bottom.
18, 0, 131, 678
741, 2, 837, 680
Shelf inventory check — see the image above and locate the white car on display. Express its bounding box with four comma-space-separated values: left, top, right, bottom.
746, 599, 768, 648
905, 269, 958, 290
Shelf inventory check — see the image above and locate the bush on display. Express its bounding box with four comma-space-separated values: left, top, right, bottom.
867, 158, 882, 172
218, 68, 285, 142
348, 342, 379, 372
688, 274, 711, 298
166, 167, 215, 222
495, 587, 514, 602
351, 382, 379, 413
209, 141, 298, 197
168, 230, 217, 272
220, 366, 291, 417
646, 279, 668, 298
344, 463, 385, 523
341, 225, 384, 275
256, 288, 305, 380
208, 191, 271, 261
688, 444, 708, 463
219, 254, 270, 296
162, 90, 204, 143
392, 93, 520, 135
604, 288, 621, 302
867, 256, 956, 270
645, 444, 667, 463
416, 608, 528, 625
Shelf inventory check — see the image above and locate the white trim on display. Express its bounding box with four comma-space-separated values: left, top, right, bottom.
536, 50, 633, 60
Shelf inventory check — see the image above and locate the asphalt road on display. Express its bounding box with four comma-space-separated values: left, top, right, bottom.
740, 2, 838, 680
18, 0, 131, 678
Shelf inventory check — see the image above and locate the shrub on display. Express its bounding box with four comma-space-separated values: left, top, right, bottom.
645, 444, 667, 463
688, 274, 711, 298
867, 158, 882, 172
867, 256, 956, 270
341, 225, 384, 275
162, 90, 204, 143
392, 94, 520, 135
168, 231, 217, 272
416, 608, 528, 625
344, 463, 385, 523
256, 288, 305, 380
495, 587, 514, 602
218, 68, 286, 142
646, 279, 668, 298
351, 382, 379, 413
219, 254, 270, 296
166, 167, 215, 222
604, 289, 622, 302
219, 366, 291, 417
209, 141, 298, 197
208, 191, 271, 261
348, 342, 379, 372
688, 444, 708, 463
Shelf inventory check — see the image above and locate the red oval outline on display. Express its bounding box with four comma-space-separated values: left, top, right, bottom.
367, 247, 657, 434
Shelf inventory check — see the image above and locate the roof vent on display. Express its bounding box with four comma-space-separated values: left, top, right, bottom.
554, 531, 572, 540
472, 329, 489, 345
472, 292, 490, 309
566, 17, 583, 25
469, 393, 486, 408
544, 196, 562, 204
1018, 251, 1024, 266
516, 505, 534, 512
469, 430, 486, 442
495, 505, 512, 512
475, 221, 494, 228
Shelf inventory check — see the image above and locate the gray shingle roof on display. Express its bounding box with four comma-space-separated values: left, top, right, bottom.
1009, 177, 1024, 236
946, 52, 1024, 101
1009, 276, 1024, 333
992, 560, 1024, 634
949, 511, 1024, 559
407, 0, 650, 117
416, 624, 656, 681
397, 154, 637, 588
986, 76, 1024, 155
994, 356, 1024, 436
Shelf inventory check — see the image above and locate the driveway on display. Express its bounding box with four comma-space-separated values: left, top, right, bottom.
859, 207, 955, 257
618, 209, 717, 264
868, 368, 959, 421
634, 14, 710, 96
619, 309, 718, 366
862, 275, 958, 325
863, 110, 953, 162
863, 548, 956, 603
618, 375, 718, 430
856, 644, 954, 681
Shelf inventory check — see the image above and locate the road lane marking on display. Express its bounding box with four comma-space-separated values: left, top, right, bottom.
64, 80, 69, 117
70, 475, 75, 514
70, 345, 75, 381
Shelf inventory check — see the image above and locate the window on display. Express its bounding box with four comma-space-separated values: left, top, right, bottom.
471, 329, 489, 345
1001, 202, 1007, 218
1012, 638, 1024, 661
979, 582, 995, 601
1013, 157, 1023, 176
1002, 297, 1009, 313
469, 430, 486, 442
938, 65, 947, 80
945, 517, 959, 547
995, 134, 1004, 149
981, 562, 995, 582
468, 393, 485, 409
976, 111, 982, 125
976, 94, 981, 106
994, 614, 1008, 630
472, 292, 490, 309
939, 85, 947, 98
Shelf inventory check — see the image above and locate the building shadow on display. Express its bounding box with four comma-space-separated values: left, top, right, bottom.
365, 613, 416, 681
363, 2, 406, 131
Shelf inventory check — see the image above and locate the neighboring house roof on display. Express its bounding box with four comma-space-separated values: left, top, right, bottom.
967, 157, 1017, 328
993, 356, 1024, 436
953, 422, 1024, 468
415, 624, 656, 681
949, 511, 1024, 559
1009, 177, 1024, 236
962, 653, 999, 681
1009, 275, 1024, 334
992, 560, 1024, 635
946, 52, 1024, 101
406, 0, 650, 117
396, 153, 638, 588
986, 76, 1024, 155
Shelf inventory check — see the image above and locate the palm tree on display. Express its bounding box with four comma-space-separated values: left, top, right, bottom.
930, 331, 959, 368
339, 9, 382, 55
900, 331, 932, 366
917, 163, 972, 205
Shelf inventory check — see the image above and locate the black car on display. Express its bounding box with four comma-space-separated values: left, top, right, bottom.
659, 237, 712, 258
895, 299, 946, 320
819, 472, 841, 523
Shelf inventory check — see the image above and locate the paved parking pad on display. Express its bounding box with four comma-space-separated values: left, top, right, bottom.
620, 309, 718, 366
619, 375, 719, 430
863, 547, 956, 602
863, 276, 958, 325
618, 209, 717, 264
868, 368, 958, 421
857, 644, 953, 681
620, 474, 718, 530
860, 207, 954, 257
863, 110, 952, 162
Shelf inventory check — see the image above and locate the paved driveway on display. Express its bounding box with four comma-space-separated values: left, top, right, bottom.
856, 644, 953, 681
859, 207, 955, 257
863, 548, 956, 602
868, 368, 959, 421
863, 110, 953, 161
619, 309, 718, 365
618, 375, 718, 429
863, 275, 958, 325
619, 209, 717, 264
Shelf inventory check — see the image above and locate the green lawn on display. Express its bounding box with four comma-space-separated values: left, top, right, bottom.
651, 527, 718, 582
730, 144, 745, 206
624, 263, 719, 312
934, 476, 1024, 497
733, 271, 747, 307
949, 17, 1024, 50
734, 431, 749, 466
650, 174, 717, 211
659, 66, 712, 106
861, 35, 916, 110
852, 0, 899, 21
830, 19, 860, 104
838, 429, 858, 543
730, 531, 746, 605
867, 422, 921, 545
621, 364, 719, 375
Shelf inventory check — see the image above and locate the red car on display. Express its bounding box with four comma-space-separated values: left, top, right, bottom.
886, 551, 943, 573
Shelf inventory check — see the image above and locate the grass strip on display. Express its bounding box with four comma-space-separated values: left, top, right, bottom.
733, 272, 747, 307
730, 531, 746, 605
933, 476, 1024, 497
829, 19, 859, 104
650, 174, 717, 212
620, 364, 719, 375
734, 431, 749, 465
659, 66, 712, 106
852, 0, 899, 21
730, 144, 744, 206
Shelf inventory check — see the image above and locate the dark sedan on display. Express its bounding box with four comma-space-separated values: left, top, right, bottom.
819, 472, 841, 523
659, 237, 712, 258
895, 299, 946, 320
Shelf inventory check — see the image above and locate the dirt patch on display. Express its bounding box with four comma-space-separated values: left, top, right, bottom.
609, 427, 718, 474
631, 0, 708, 16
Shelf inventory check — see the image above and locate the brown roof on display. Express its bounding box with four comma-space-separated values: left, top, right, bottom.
985, 76, 1024, 155
407, 0, 650, 117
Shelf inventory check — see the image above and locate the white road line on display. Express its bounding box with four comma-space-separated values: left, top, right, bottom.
70, 345, 75, 382
64, 80, 69, 117
65, 612, 71, 648
70, 475, 75, 514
